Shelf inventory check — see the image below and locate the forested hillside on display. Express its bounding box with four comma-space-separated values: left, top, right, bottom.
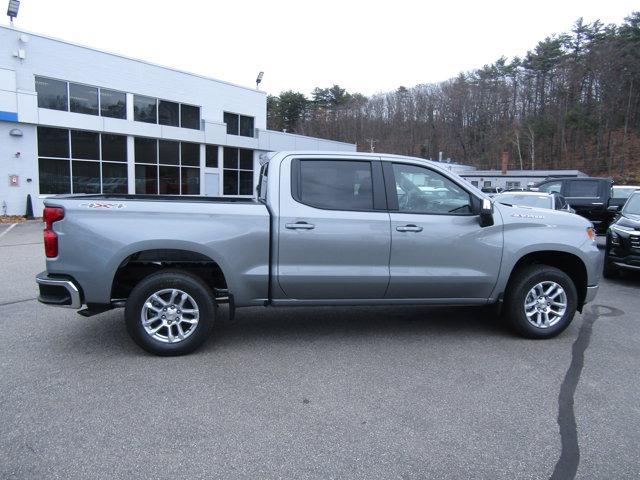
267, 13, 640, 180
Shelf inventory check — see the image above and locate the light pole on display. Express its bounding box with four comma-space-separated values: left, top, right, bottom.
7, 0, 20, 26
256, 71, 264, 90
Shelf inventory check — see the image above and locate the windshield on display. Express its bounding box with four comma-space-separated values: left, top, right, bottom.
495, 193, 552, 209
623, 194, 640, 215
612, 186, 639, 199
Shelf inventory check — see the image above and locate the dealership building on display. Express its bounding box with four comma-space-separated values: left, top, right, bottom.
0, 25, 355, 216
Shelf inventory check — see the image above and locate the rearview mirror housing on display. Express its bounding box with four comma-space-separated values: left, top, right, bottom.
479, 198, 494, 227
607, 205, 621, 213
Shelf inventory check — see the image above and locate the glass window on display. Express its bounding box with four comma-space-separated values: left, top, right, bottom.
393, 163, 471, 214
538, 181, 563, 194
206, 145, 218, 168
135, 164, 158, 194
223, 147, 253, 195
239, 149, 253, 170
181, 142, 200, 166
180, 104, 200, 129
134, 95, 157, 123
38, 158, 70, 194
71, 130, 99, 160
159, 140, 179, 165
101, 134, 127, 162
159, 166, 180, 194
566, 180, 599, 198
298, 160, 373, 210
100, 89, 126, 119
224, 112, 239, 135
181, 167, 200, 195
72, 161, 101, 193
38, 127, 69, 158
483, 181, 492, 187
35, 77, 68, 111
69, 83, 99, 115
135, 137, 157, 163
223, 169, 238, 195
240, 115, 254, 137
471, 180, 479, 187
224, 147, 238, 169
623, 194, 640, 215
102, 163, 128, 193
239, 171, 253, 195
159, 100, 179, 127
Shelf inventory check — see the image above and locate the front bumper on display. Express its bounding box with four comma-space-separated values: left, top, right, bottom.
35, 272, 82, 309
584, 285, 599, 305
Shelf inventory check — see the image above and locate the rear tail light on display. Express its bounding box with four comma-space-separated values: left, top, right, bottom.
43, 207, 64, 258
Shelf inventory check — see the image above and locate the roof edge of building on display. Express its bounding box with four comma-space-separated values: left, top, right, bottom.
0, 24, 267, 96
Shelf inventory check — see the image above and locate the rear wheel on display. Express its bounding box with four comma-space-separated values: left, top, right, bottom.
125, 270, 215, 356
503, 265, 577, 339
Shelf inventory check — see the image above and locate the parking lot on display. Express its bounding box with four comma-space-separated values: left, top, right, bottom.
1, 221, 639, 480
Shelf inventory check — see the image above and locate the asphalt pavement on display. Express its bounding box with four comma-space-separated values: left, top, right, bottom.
0, 222, 638, 480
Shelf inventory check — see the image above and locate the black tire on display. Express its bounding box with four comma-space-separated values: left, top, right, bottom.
125, 270, 215, 356
503, 265, 578, 339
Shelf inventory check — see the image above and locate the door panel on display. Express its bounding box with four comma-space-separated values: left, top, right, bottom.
385, 162, 502, 299
388, 213, 502, 298
277, 157, 391, 300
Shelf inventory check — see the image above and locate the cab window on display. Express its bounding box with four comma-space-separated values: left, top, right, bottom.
392, 163, 472, 214
296, 160, 373, 211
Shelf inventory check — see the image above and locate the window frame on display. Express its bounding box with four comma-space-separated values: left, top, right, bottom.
383, 161, 478, 216
223, 147, 254, 196
224, 111, 255, 137
290, 158, 387, 212
37, 127, 128, 195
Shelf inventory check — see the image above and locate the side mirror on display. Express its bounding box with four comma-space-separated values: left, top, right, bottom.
607, 205, 621, 213
479, 198, 494, 227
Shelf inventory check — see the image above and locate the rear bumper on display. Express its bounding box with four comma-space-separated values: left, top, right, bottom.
35, 272, 82, 309
584, 285, 599, 305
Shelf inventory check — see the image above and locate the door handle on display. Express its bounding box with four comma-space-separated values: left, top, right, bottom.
396, 224, 423, 232
285, 221, 315, 230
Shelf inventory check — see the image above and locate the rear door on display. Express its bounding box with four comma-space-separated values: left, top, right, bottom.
276, 156, 391, 300
563, 179, 608, 228
384, 161, 502, 299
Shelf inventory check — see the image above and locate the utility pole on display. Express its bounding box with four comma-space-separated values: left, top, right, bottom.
365, 138, 377, 153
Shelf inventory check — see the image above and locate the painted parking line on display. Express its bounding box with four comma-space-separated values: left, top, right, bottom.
0, 223, 18, 239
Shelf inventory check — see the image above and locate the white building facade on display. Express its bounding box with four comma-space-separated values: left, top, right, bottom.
0, 26, 355, 216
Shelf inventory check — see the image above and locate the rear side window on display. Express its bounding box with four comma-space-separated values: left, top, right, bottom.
538, 181, 562, 194
296, 160, 373, 210
566, 180, 599, 198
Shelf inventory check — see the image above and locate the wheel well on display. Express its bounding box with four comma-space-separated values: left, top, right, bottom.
506, 251, 588, 310
111, 249, 227, 300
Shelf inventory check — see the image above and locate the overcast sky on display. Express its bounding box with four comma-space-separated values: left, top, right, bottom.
5, 0, 638, 96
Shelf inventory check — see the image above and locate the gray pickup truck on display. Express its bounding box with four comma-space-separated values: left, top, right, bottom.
36, 151, 601, 355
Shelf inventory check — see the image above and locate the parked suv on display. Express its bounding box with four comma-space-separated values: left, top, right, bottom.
534, 177, 613, 233
604, 191, 640, 278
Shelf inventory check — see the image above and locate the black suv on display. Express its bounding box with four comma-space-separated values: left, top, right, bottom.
604, 191, 640, 278
534, 177, 613, 233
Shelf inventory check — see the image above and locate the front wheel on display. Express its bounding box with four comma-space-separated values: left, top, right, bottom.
503, 265, 578, 339
125, 270, 215, 356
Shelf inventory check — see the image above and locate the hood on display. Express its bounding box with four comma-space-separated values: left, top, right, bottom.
616, 213, 640, 230
494, 202, 591, 229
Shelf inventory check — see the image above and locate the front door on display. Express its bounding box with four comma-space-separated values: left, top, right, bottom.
277, 157, 391, 300
385, 162, 502, 299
